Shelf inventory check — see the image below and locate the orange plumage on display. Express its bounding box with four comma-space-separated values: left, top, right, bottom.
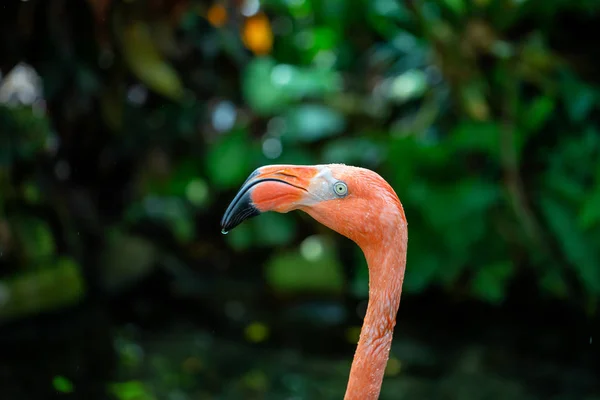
221, 164, 408, 399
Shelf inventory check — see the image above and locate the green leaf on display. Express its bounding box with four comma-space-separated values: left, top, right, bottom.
225, 212, 297, 249
185, 179, 209, 207
265, 236, 344, 294
321, 137, 385, 167
109, 381, 155, 400
225, 220, 253, 251
22, 180, 42, 204
52, 376, 74, 393
403, 251, 440, 294
295, 26, 340, 64
285, 0, 313, 18
168, 159, 202, 197
254, 212, 297, 247
315, 0, 349, 24
145, 159, 202, 199
121, 21, 184, 101
461, 81, 490, 121
443, 0, 466, 15
242, 58, 341, 115
449, 121, 500, 159
11, 216, 56, 264
471, 261, 514, 304
562, 75, 597, 122
367, 3, 413, 40
0, 105, 52, 164
0, 257, 85, 321
127, 196, 194, 243
242, 58, 277, 114
544, 171, 587, 203
281, 104, 346, 142
521, 95, 555, 133
413, 179, 500, 228
369, 0, 412, 21
386, 136, 423, 188
579, 164, 600, 229
408, 179, 500, 289
579, 184, 600, 229
540, 197, 600, 295
205, 129, 254, 189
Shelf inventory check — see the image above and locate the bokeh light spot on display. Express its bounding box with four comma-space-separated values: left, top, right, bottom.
207, 4, 227, 27
244, 321, 269, 343
300, 235, 324, 262
212, 100, 237, 132
262, 138, 282, 159
185, 179, 209, 207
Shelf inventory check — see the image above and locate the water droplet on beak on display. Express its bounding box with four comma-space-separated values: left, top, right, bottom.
221, 229, 229, 235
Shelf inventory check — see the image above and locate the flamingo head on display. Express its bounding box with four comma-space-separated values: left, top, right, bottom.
220, 164, 405, 249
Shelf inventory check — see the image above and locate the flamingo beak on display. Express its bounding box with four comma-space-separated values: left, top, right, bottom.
220, 165, 316, 232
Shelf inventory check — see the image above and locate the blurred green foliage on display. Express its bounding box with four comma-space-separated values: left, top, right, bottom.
1, 0, 600, 327
52, 375, 75, 394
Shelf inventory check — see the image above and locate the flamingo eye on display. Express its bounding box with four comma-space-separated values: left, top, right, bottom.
333, 181, 348, 197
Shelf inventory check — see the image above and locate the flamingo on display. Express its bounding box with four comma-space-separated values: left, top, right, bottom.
221, 164, 408, 400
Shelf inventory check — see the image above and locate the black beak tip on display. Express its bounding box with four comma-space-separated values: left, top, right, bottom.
220, 190, 261, 233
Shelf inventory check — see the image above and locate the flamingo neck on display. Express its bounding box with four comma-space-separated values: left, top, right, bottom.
343, 226, 408, 400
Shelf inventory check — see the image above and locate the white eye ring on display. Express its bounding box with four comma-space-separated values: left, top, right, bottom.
333, 181, 348, 197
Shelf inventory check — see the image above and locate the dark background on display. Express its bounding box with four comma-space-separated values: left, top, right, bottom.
0, 0, 599, 399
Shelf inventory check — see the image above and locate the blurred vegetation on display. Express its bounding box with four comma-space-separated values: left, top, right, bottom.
1, 0, 600, 398
0, 0, 599, 348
